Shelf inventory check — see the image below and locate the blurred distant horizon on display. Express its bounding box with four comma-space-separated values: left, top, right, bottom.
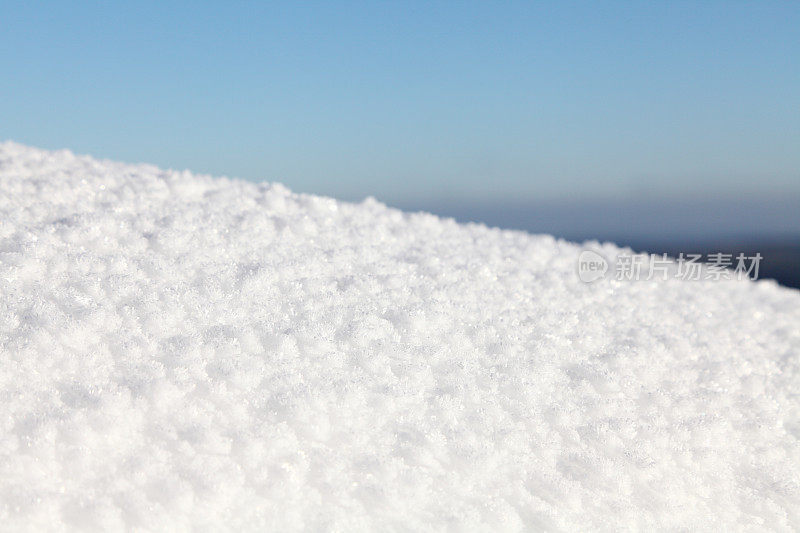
394, 195, 800, 288
394, 194, 800, 243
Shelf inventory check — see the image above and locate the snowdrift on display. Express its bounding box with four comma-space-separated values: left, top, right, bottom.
1, 142, 798, 530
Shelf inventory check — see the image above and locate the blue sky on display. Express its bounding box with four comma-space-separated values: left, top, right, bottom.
1, 1, 798, 203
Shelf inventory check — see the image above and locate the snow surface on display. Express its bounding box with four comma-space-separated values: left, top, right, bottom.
1, 141, 799, 531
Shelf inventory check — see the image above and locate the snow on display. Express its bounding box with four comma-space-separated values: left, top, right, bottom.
1, 141, 799, 531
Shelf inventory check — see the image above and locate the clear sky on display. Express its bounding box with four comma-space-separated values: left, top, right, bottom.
1, 1, 798, 203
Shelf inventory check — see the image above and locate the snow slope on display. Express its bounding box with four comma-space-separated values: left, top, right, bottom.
1, 142, 798, 531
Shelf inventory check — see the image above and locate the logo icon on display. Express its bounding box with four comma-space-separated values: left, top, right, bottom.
577, 250, 608, 282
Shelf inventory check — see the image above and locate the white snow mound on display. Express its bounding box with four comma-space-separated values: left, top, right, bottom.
1, 142, 799, 531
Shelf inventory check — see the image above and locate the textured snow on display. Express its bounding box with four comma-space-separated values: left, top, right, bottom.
1, 142, 799, 531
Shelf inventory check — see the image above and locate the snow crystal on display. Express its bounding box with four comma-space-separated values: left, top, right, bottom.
1, 141, 799, 530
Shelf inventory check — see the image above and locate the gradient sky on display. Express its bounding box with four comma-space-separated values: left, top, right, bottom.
1, 1, 798, 203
